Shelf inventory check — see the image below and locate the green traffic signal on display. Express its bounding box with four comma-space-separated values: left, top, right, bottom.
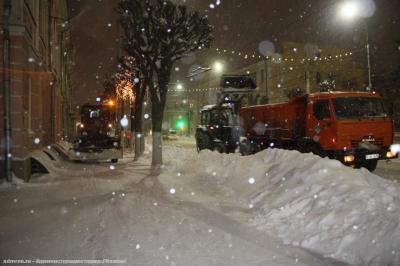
176, 117, 186, 129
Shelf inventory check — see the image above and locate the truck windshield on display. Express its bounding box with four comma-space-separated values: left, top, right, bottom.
210, 108, 234, 126
332, 97, 387, 119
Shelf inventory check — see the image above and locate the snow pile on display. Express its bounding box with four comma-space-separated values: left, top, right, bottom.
161, 148, 400, 265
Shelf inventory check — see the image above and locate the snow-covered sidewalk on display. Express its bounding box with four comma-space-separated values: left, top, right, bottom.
0, 149, 343, 266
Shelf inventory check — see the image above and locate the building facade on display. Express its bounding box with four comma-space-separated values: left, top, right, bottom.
0, 0, 73, 180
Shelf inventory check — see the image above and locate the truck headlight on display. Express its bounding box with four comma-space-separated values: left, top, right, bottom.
344, 155, 355, 163
386, 151, 397, 159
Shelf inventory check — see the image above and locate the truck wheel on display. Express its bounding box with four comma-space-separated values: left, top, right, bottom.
240, 141, 260, 155
213, 143, 227, 153
363, 160, 378, 172
196, 132, 211, 151
111, 158, 118, 163
310, 144, 326, 157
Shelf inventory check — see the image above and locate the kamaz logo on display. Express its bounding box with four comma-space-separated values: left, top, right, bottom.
362, 137, 375, 142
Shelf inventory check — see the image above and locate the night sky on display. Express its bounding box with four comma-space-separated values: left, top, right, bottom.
69, 0, 400, 107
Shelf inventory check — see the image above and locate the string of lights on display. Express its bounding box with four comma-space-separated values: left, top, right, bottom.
167, 87, 220, 93
214, 47, 354, 63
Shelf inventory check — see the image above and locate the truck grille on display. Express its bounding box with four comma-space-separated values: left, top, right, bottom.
351, 137, 383, 149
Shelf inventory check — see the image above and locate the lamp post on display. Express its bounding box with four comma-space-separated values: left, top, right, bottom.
338, 1, 374, 91
176, 83, 191, 136
186, 61, 225, 129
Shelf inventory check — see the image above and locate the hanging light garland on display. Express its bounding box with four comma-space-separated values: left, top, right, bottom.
214, 48, 353, 63
167, 87, 220, 93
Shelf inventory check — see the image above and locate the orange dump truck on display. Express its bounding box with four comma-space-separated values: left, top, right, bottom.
240, 91, 397, 171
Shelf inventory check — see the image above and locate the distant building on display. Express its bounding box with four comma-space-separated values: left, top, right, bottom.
0, 0, 73, 179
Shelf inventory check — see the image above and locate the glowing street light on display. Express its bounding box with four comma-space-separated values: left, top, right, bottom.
213, 61, 224, 73
338, 1, 374, 91
339, 1, 358, 20
107, 100, 115, 107
176, 83, 184, 91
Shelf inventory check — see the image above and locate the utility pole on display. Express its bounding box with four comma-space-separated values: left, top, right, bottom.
365, 20, 372, 91
2, 0, 12, 182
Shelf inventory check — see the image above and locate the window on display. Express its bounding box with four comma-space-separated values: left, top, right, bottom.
210, 109, 220, 125
313, 100, 331, 120
332, 97, 387, 119
201, 111, 209, 125
90, 110, 100, 118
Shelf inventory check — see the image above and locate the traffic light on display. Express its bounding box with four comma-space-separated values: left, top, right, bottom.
176, 116, 186, 130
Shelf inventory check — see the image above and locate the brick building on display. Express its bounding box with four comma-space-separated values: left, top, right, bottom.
0, 0, 73, 180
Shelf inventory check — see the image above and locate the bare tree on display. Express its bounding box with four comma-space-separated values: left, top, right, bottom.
116, 0, 213, 167
113, 57, 146, 160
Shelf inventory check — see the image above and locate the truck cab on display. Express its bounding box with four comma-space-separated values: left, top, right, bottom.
195, 104, 240, 153
306, 92, 396, 171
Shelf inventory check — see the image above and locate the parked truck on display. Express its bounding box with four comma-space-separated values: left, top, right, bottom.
68, 101, 122, 162
196, 77, 398, 171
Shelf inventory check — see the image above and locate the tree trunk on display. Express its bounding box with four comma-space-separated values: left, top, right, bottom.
150, 78, 169, 167
132, 86, 145, 161
151, 102, 164, 167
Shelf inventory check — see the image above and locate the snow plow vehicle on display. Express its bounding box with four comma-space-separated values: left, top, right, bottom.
69, 101, 122, 162
196, 75, 398, 171
195, 75, 255, 153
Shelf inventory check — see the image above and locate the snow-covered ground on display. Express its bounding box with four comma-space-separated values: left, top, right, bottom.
160, 146, 400, 266
1, 144, 399, 265
0, 148, 342, 266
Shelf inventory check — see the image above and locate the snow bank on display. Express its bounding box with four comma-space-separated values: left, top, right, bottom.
161, 147, 400, 265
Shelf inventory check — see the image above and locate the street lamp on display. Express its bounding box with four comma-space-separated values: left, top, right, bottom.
213, 61, 224, 74
338, 1, 375, 91
176, 83, 184, 91
339, 1, 358, 20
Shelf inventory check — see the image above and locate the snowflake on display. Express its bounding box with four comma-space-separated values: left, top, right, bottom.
169, 188, 176, 194
248, 177, 255, 184
34, 138, 40, 144
120, 115, 129, 128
